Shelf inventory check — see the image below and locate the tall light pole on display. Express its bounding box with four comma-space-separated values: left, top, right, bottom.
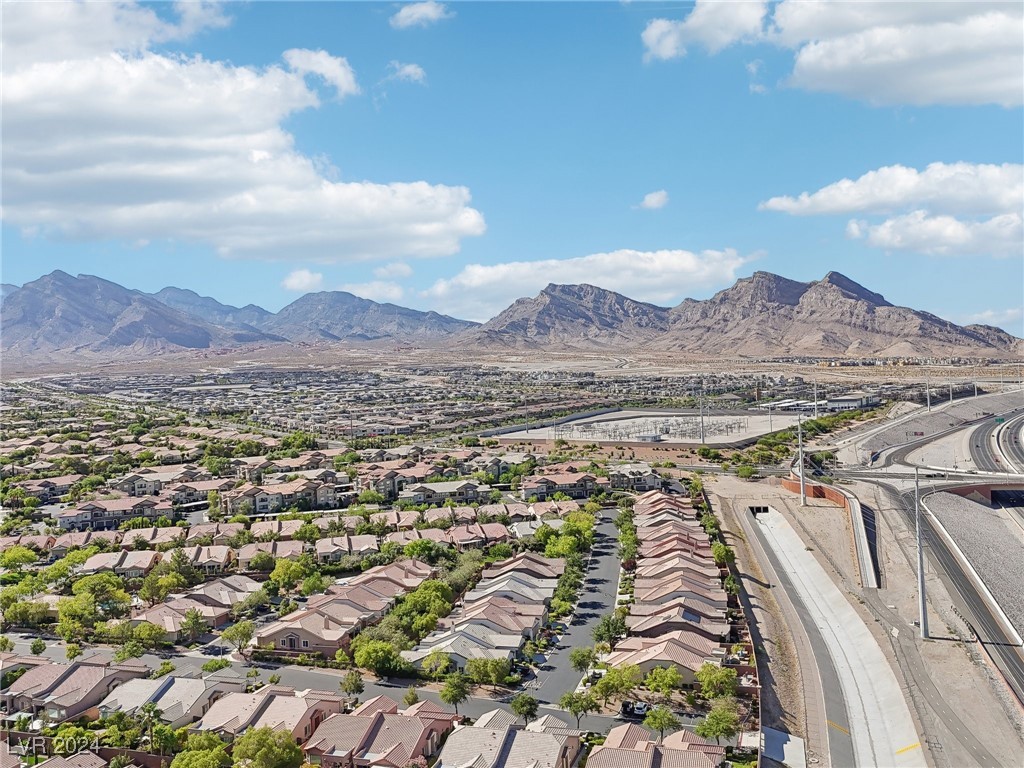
798, 414, 806, 506
915, 467, 929, 639
768, 402, 773, 433
926, 377, 931, 411
699, 378, 706, 444
813, 380, 819, 419
949, 382, 953, 404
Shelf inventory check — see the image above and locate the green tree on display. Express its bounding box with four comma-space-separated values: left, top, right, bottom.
711, 542, 735, 567
0, 546, 37, 571
231, 726, 303, 768
569, 646, 597, 676
353, 640, 404, 676
30, 637, 45, 655
248, 552, 276, 572
403, 686, 419, 706
420, 648, 452, 679
645, 666, 683, 701
357, 489, 386, 505
594, 665, 642, 707
695, 663, 738, 700
134, 621, 167, 649
0, 635, 14, 652
202, 659, 232, 673
643, 706, 680, 741
341, 670, 364, 698
439, 672, 469, 715
181, 608, 209, 643
300, 573, 327, 597
72, 572, 131, 616
53, 724, 92, 755
558, 691, 598, 728
140, 571, 171, 606
593, 613, 627, 646
114, 640, 146, 662
510, 693, 539, 724
269, 559, 306, 593
695, 698, 739, 744
293, 523, 322, 544
222, 620, 255, 658
65, 643, 82, 661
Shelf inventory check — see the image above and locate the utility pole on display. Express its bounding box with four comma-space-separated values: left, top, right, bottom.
768, 402, 773, 433
813, 380, 819, 419
926, 377, 931, 411
798, 414, 806, 506
949, 382, 953, 404
915, 467, 929, 639
974, 381, 978, 398
699, 378, 706, 444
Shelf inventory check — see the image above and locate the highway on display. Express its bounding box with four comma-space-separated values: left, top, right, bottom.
996, 412, 1024, 473
971, 418, 1008, 473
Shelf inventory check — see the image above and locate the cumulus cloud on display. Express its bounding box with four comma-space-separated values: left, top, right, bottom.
637, 190, 669, 210
642, 1, 1023, 107
762, 162, 1023, 257
374, 262, 413, 279
643, 1, 767, 61
760, 163, 1023, 216
848, 211, 1022, 257
390, 1, 453, 30
282, 269, 324, 291
342, 281, 405, 302
283, 48, 360, 98
0, 1, 485, 263
423, 248, 751, 322
385, 61, 427, 84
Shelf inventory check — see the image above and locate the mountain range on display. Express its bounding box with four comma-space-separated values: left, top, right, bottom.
1, 269, 1019, 362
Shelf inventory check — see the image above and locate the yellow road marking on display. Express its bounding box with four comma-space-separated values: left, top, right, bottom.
896, 743, 922, 756
827, 720, 850, 735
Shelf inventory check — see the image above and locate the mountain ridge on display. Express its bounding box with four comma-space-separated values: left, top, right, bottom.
2, 270, 1020, 361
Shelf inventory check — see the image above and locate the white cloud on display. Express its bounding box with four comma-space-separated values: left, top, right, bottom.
760, 163, 1023, 216
342, 281, 405, 302
642, 1, 1023, 107
638, 190, 669, 210
423, 248, 751, 322
389, 1, 453, 30
763, 162, 1023, 258
374, 262, 413, 279
643, 1, 767, 60
849, 211, 1023, 257
0, 1, 485, 263
964, 307, 1023, 329
282, 269, 324, 291
283, 48, 360, 98
385, 61, 427, 85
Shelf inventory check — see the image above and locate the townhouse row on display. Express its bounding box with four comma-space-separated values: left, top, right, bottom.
401, 552, 565, 671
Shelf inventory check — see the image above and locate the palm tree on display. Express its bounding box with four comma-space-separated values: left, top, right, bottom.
137, 702, 162, 751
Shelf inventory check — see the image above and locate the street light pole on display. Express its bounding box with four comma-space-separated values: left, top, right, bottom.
926, 377, 931, 411
798, 414, 806, 507
915, 467, 929, 639
813, 380, 818, 419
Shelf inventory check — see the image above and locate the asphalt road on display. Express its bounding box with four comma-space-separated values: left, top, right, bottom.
970, 419, 1006, 473
533, 517, 621, 706
743, 509, 855, 768
996, 413, 1024, 473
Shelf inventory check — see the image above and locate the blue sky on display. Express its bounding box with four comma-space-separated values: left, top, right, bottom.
2, 1, 1022, 332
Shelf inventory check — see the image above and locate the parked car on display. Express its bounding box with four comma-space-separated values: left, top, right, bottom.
632, 702, 650, 716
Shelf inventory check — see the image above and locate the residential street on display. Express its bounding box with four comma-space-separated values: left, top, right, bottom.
534, 516, 620, 705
